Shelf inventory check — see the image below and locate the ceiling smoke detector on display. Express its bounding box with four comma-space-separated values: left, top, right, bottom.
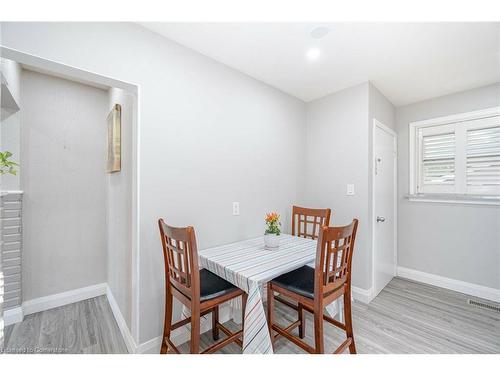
310, 26, 330, 39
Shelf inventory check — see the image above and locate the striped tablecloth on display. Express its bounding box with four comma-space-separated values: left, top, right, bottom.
189, 234, 340, 354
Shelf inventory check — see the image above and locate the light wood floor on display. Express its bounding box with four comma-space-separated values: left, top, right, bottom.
4, 277, 500, 354
4, 295, 128, 354
177, 277, 500, 354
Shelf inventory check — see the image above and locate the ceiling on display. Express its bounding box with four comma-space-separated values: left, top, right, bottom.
140, 23, 500, 106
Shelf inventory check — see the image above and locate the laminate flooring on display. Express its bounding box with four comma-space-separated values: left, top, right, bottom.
4, 278, 500, 354
177, 277, 500, 354
3, 295, 127, 354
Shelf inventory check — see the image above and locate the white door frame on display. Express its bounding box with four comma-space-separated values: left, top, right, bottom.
371, 119, 398, 296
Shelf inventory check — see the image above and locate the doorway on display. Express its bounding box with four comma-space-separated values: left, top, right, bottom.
0, 46, 140, 352
372, 119, 397, 298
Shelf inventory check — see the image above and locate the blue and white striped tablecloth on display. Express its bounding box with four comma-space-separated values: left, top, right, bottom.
192, 234, 340, 354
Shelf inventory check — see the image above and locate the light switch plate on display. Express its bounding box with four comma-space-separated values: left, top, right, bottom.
346, 184, 355, 196
232, 202, 240, 215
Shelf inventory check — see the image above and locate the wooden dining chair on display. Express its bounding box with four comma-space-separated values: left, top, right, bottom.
275, 205, 332, 338
292, 205, 331, 240
267, 219, 359, 354
158, 219, 247, 354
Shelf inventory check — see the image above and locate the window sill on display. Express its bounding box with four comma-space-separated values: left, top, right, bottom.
406, 194, 500, 206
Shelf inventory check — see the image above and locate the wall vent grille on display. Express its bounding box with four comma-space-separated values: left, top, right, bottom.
467, 299, 500, 313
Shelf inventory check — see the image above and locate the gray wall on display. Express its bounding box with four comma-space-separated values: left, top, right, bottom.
396, 83, 500, 289
1, 22, 307, 343
304, 83, 371, 289
21, 70, 108, 300
107, 88, 134, 329
369, 83, 396, 131
304, 82, 395, 291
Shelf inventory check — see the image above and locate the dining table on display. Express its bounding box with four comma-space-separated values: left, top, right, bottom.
180, 233, 343, 354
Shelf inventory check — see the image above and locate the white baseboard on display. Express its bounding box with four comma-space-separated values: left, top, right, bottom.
136, 336, 162, 354
397, 266, 500, 303
4, 281, 232, 354
106, 286, 135, 354
352, 286, 374, 304
106, 292, 233, 354
135, 305, 232, 354
22, 283, 107, 316
3, 306, 23, 326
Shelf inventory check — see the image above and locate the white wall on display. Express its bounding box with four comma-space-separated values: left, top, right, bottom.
21, 70, 108, 300
305, 83, 371, 289
1, 22, 307, 343
0, 58, 22, 191
396, 83, 500, 290
107, 88, 134, 329
1, 58, 21, 105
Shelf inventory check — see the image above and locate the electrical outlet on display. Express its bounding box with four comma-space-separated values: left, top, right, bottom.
232, 202, 240, 216
346, 184, 355, 196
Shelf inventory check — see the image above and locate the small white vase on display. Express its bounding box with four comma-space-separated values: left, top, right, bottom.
264, 233, 280, 249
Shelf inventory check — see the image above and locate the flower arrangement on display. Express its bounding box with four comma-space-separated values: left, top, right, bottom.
265, 212, 281, 236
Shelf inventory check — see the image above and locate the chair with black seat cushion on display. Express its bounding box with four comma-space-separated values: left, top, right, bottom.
267, 219, 359, 354
275, 205, 332, 339
158, 219, 247, 354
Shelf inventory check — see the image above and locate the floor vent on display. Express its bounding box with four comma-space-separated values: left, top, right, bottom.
467, 299, 500, 313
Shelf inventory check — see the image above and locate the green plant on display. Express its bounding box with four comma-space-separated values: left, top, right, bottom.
0, 151, 19, 175
265, 212, 281, 235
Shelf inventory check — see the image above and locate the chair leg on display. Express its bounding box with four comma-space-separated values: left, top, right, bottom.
160, 289, 173, 354
298, 303, 305, 339
343, 290, 356, 354
212, 306, 219, 341
190, 306, 201, 354
313, 306, 324, 354
267, 283, 275, 349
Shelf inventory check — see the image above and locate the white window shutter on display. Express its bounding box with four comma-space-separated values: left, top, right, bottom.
410, 108, 500, 199
466, 126, 500, 195
421, 132, 455, 185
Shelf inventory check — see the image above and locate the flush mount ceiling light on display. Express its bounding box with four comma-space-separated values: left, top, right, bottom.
306, 47, 321, 61
310, 26, 330, 39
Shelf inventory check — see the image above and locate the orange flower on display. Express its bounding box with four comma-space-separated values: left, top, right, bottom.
265, 212, 280, 223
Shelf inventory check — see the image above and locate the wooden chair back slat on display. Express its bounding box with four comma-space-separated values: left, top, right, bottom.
158, 218, 246, 354
292, 206, 332, 240
314, 220, 358, 297
158, 219, 200, 299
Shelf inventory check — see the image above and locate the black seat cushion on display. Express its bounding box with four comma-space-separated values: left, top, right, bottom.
271, 265, 315, 299
200, 269, 239, 301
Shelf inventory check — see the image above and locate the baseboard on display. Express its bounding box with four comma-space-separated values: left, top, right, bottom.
22, 283, 107, 316
397, 266, 500, 303
3, 306, 23, 326
4, 281, 231, 354
135, 336, 162, 354
351, 286, 374, 304
135, 305, 232, 354
105, 285, 136, 354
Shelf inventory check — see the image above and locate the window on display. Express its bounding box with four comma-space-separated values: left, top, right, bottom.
410, 107, 500, 199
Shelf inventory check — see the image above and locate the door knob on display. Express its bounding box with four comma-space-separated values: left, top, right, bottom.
376, 216, 386, 223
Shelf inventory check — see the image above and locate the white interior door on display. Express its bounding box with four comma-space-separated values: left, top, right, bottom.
373, 120, 397, 298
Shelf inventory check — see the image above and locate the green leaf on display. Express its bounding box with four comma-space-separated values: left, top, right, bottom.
0, 150, 19, 175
